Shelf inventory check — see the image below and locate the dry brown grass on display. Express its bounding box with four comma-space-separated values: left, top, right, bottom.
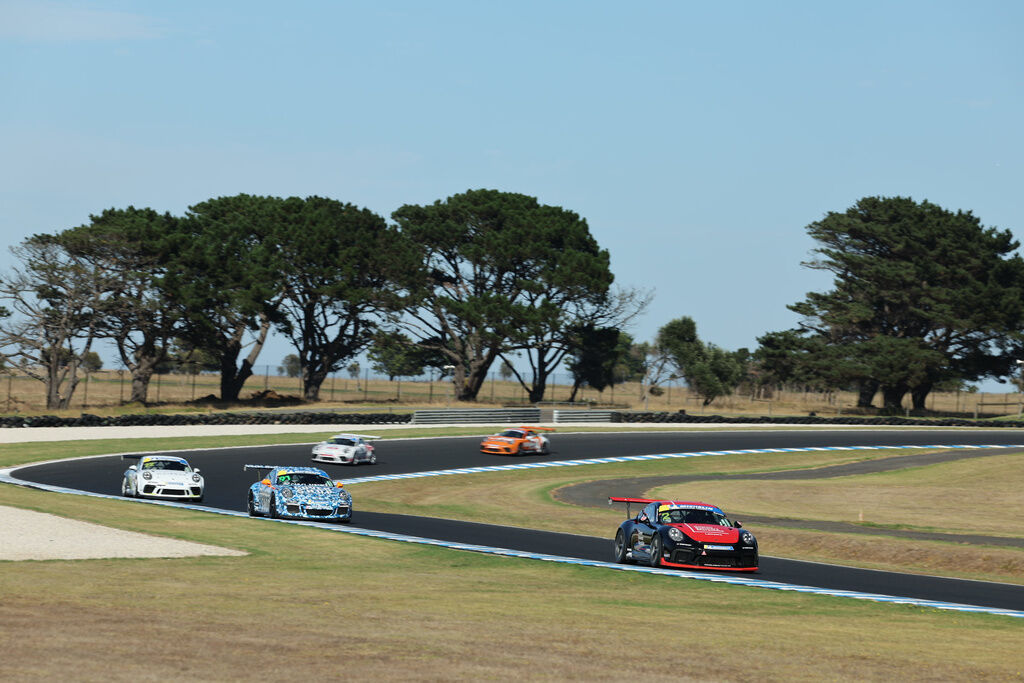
1, 483, 1021, 682
650, 454, 1024, 537
4, 368, 1024, 418
354, 449, 1024, 584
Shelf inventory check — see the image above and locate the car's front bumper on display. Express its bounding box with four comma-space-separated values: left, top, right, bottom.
662, 544, 758, 571
138, 484, 203, 499
278, 502, 352, 520
312, 453, 354, 464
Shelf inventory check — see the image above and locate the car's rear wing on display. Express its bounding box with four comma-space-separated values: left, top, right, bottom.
244, 464, 276, 473
121, 454, 142, 460
518, 426, 555, 431
608, 496, 659, 519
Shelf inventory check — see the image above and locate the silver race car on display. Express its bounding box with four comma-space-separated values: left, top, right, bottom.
311, 433, 379, 465
121, 454, 204, 502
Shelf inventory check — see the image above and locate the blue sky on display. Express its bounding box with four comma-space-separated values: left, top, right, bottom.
2, 1, 1022, 384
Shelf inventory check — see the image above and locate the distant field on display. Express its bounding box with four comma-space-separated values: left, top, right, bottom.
3, 367, 1023, 418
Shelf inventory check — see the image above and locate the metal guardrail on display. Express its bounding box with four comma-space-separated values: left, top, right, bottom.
553, 410, 619, 423
412, 408, 542, 424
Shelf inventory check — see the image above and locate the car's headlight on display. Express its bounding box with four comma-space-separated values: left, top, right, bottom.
741, 531, 756, 545
142, 472, 152, 480
192, 473, 201, 483
280, 487, 295, 500
667, 527, 686, 542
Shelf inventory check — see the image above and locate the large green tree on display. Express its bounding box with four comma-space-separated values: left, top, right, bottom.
391, 189, 618, 401
270, 196, 413, 400
165, 194, 285, 402
788, 196, 1024, 411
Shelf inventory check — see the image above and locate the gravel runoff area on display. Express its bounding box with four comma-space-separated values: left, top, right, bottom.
0, 505, 248, 561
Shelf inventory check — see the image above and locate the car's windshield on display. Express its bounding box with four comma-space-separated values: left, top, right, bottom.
327, 438, 356, 446
141, 460, 189, 472
659, 508, 730, 526
277, 473, 333, 486
499, 430, 523, 438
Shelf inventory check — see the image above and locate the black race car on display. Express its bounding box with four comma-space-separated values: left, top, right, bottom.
610, 497, 758, 572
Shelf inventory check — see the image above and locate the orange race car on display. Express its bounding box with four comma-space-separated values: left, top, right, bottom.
479, 426, 555, 455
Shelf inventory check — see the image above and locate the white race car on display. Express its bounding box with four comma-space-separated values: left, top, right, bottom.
311, 433, 380, 465
121, 454, 204, 502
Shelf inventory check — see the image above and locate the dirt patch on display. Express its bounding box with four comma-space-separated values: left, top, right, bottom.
0, 505, 247, 561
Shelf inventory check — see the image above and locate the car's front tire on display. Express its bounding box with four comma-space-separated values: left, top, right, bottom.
247, 493, 259, 517
649, 535, 663, 568
613, 529, 632, 564
121, 478, 132, 497
268, 494, 278, 519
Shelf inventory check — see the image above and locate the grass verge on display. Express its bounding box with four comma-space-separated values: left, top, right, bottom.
1, 483, 1021, 681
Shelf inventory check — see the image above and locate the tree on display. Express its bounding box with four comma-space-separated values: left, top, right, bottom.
279, 354, 301, 378
80, 351, 103, 373
656, 317, 744, 406
0, 234, 116, 409
565, 326, 627, 400
499, 359, 515, 381
789, 196, 1024, 412
391, 189, 622, 401
270, 197, 413, 400
367, 331, 431, 380
165, 194, 286, 402
56, 207, 181, 403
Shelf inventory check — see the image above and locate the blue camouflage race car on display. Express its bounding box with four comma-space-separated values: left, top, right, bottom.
245, 465, 353, 523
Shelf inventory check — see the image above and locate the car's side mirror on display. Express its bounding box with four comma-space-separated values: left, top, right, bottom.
335, 481, 344, 488
261, 478, 272, 486
734, 521, 743, 528
127, 465, 137, 471
193, 468, 201, 474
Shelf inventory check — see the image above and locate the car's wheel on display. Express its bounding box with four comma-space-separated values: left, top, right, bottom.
541, 441, 550, 455
268, 494, 277, 519
613, 529, 632, 564
121, 478, 130, 497
247, 493, 259, 517
369, 452, 376, 465
649, 535, 663, 568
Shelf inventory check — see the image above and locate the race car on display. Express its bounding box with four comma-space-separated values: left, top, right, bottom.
121, 454, 204, 502
311, 433, 379, 465
609, 497, 758, 572
479, 426, 554, 455
245, 465, 352, 522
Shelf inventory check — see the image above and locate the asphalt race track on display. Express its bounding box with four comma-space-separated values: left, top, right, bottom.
11, 428, 1024, 612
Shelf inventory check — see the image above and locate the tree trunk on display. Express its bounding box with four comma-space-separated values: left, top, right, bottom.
880, 383, 908, 413
911, 383, 932, 411
856, 379, 879, 408
219, 316, 269, 401
129, 354, 158, 403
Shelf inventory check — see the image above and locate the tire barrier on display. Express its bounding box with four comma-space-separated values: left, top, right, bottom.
0, 411, 414, 429
618, 410, 1024, 428
3, 408, 1024, 429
